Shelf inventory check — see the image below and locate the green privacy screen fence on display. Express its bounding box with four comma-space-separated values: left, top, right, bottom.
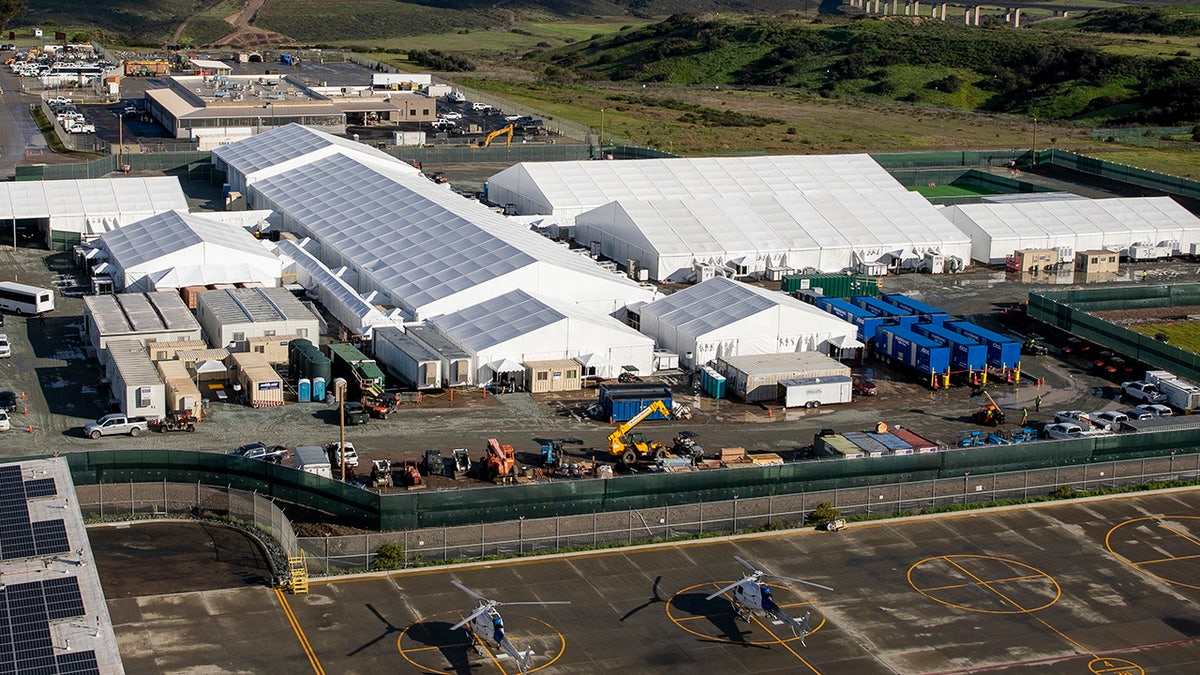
60, 431, 1200, 532
1027, 284, 1200, 383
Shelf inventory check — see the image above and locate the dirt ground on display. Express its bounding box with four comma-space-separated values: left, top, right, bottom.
89, 521, 273, 598
1093, 304, 1200, 324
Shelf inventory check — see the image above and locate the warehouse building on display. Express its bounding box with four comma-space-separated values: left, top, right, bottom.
0, 176, 188, 250
424, 288, 656, 387
91, 210, 283, 291
195, 286, 319, 349
83, 292, 202, 364
486, 154, 970, 278
944, 196, 1200, 265
636, 277, 860, 370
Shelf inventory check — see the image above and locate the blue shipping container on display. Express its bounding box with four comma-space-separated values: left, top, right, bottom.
851, 296, 919, 329
912, 323, 988, 371
946, 321, 1021, 368
815, 296, 885, 341
599, 383, 673, 422
874, 326, 951, 374
880, 294, 951, 325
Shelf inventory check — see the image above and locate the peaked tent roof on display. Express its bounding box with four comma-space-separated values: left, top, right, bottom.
640, 276, 854, 336
99, 210, 277, 270
0, 176, 187, 220
946, 196, 1200, 241
211, 123, 416, 179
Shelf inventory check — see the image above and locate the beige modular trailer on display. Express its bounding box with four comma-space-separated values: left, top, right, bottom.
524, 358, 581, 394
155, 359, 203, 416
245, 334, 299, 366
228, 351, 284, 408
146, 339, 209, 362
718, 352, 850, 402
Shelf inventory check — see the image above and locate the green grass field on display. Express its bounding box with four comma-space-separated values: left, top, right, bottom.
911, 184, 998, 198
1132, 323, 1200, 355
337, 19, 652, 54
1087, 148, 1200, 181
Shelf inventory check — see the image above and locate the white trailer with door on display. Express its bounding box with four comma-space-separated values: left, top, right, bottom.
780, 375, 853, 409
1146, 370, 1200, 412
294, 445, 332, 479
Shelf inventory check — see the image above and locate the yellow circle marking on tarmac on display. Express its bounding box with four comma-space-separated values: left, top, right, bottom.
1105, 515, 1200, 591
1088, 656, 1144, 675
907, 555, 1061, 614
397, 610, 565, 674
665, 581, 824, 646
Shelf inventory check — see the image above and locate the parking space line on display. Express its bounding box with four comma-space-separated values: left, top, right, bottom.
274, 588, 326, 675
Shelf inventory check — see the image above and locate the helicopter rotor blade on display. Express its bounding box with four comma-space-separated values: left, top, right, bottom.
449, 605, 492, 631
496, 600, 572, 607
705, 580, 744, 600
733, 555, 758, 573
451, 579, 489, 602
763, 574, 834, 592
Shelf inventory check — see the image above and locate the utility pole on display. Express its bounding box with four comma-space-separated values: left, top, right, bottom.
1032, 116, 1038, 167
599, 108, 605, 158
334, 378, 347, 482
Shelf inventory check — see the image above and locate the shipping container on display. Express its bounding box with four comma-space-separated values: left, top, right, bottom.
155, 359, 202, 417
872, 326, 951, 375
228, 351, 284, 408
814, 296, 886, 341
889, 426, 941, 453
814, 433, 864, 459
945, 321, 1021, 368
700, 366, 726, 399
295, 445, 332, 478
372, 326, 441, 390
719, 352, 849, 402
851, 296, 918, 329
781, 273, 879, 298
843, 431, 890, 458
868, 431, 913, 455
911, 323, 987, 371
325, 342, 386, 398
780, 375, 852, 408
880, 294, 951, 325
598, 383, 672, 422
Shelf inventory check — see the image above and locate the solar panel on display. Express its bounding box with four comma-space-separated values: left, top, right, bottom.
0, 579, 98, 675
55, 651, 100, 675
24, 478, 58, 499
32, 520, 71, 558
43, 578, 85, 622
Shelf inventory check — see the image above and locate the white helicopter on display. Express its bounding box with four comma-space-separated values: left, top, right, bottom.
450, 580, 569, 673
705, 556, 833, 645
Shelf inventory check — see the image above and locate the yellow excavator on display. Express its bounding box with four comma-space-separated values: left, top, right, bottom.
481, 124, 514, 148
608, 399, 672, 466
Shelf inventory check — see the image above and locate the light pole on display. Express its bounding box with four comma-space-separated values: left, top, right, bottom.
334, 378, 347, 482
599, 108, 605, 158
1032, 116, 1038, 167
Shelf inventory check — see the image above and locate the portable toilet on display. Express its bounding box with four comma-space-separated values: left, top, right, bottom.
297, 378, 311, 403
312, 376, 327, 402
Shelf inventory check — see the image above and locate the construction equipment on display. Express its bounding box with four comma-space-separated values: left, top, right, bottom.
423, 449, 445, 476
957, 430, 986, 447
972, 390, 1006, 427
480, 438, 517, 483
362, 394, 398, 420
448, 449, 472, 480
398, 460, 423, 487
672, 431, 704, 459
608, 400, 672, 466
369, 459, 393, 488
541, 441, 563, 470
157, 409, 197, 433
481, 124, 513, 148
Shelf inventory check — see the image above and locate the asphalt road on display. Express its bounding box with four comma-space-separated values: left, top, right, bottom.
104, 489, 1200, 674
0, 67, 51, 177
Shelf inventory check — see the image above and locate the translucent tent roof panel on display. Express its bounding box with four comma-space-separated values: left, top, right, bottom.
490, 153, 907, 215
0, 177, 187, 220
641, 277, 781, 335
949, 196, 1200, 244
100, 211, 275, 271
429, 289, 567, 353
212, 123, 405, 179
275, 239, 393, 329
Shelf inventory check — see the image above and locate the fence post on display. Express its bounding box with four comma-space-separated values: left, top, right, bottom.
196, 481, 200, 509
98, 481, 103, 519
403, 530, 409, 569
665, 507, 670, 537
443, 525, 448, 561
866, 486, 871, 516
767, 496, 773, 527
555, 519, 560, 551
593, 512, 597, 547
519, 517, 525, 554
627, 511, 632, 545
162, 478, 167, 515
129, 480, 133, 517
481, 523, 486, 559
228, 484, 232, 515
733, 497, 738, 532
699, 501, 703, 534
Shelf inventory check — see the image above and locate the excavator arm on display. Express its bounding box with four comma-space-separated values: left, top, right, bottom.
608, 400, 672, 457
482, 124, 514, 148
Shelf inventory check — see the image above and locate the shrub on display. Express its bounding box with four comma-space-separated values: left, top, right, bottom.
372, 542, 406, 570
807, 501, 840, 527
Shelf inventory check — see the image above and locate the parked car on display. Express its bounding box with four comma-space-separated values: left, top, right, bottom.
1044, 422, 1086, 439
1061, 338, 1092, 356
1130, 403, 1174, 418
1054, 410, 1089, 425
0, 410, 9, 431
439, 111, 463, 120
0, 333, 10, 358
342, 402, 369, 425
1088, 410, 1129, 431
1121, 380, 1168, 404
326, 441, 359, 468
230, 442, 290, 463
851, 374, 878, 396
471, 102, 491, 111
431, 119, 457, 130
0, 390, 16, 412
83, 413, 149, 439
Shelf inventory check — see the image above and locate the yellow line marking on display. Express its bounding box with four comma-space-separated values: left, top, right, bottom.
275, 588, 326, 675
407, 642, 471, 652
476, 635, 509, 675
1129, 551, 1200, 565
1106, 515, 1200, 591
942, 557, 1095, 659
748, 612, 821, 674
919, 573, 1046, 592
1153, 519, 1200, 550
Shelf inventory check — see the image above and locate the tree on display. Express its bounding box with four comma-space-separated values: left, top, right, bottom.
371, 541, 406, 571
806, 501, 841, 528
0, 0, 27, 32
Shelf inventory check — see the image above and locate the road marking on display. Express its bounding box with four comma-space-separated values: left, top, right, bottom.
476, 637, 509, 675
274, 588, 326, 675
920, 572, 1046, 592
748, 613, 821, 674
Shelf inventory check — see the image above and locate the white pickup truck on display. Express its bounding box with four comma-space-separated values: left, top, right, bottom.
84, 414, 150, 439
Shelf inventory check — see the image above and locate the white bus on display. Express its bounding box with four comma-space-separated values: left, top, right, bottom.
0, 281, 55, 315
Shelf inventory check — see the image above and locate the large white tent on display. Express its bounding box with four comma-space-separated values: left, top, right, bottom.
426, 289, 655, 383
944, 196, 1200, 264
274, 238, 399, 337
96, 210, 282, 292
247, 150, 656, 320
211, 123, 418, 195
0, 176, 187, 249
576, 190, 969, 281
637, 277, 859, 369
486, 154, 968, 277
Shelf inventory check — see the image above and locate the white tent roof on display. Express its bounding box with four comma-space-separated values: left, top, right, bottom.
274, 238, 397, 335
211, 123, 416, 183
250, 152, 654, 319
640, 276, 854, 337
0, 176, 187, 221
945, 196, 1200, 263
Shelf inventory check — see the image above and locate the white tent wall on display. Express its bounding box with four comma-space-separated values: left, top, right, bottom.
274, 239, 396, 336
486, 164, 556, 216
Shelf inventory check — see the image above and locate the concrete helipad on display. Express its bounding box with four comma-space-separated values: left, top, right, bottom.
109, 490, 1200, 674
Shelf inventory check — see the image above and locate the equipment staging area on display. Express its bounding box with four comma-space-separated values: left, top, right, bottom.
101, 489, 1200, 674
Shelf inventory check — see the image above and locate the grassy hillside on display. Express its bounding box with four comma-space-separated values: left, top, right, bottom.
528, 14, 1200, 124
22, 0, 225, 44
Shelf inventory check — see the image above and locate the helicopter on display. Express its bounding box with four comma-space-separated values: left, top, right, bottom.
450, 580, 569, 673
705, 556, 833, 645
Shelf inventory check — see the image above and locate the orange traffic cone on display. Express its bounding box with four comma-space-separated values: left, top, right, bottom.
27, 426, 34, 433
22, 408, 27, 415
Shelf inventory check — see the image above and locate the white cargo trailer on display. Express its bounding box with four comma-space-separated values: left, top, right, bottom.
294, 445, 332, 479
780, 375, 853, 409
1145, 370, 1200, 412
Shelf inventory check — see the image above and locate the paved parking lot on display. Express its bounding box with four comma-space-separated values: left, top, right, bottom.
103, 489, 1200, 674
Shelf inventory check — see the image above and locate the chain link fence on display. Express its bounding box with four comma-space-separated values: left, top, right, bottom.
74, 482, 300, 577
299, 452, 1200, 574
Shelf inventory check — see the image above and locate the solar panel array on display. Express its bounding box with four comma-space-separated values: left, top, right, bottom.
0, 465, 99, 674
